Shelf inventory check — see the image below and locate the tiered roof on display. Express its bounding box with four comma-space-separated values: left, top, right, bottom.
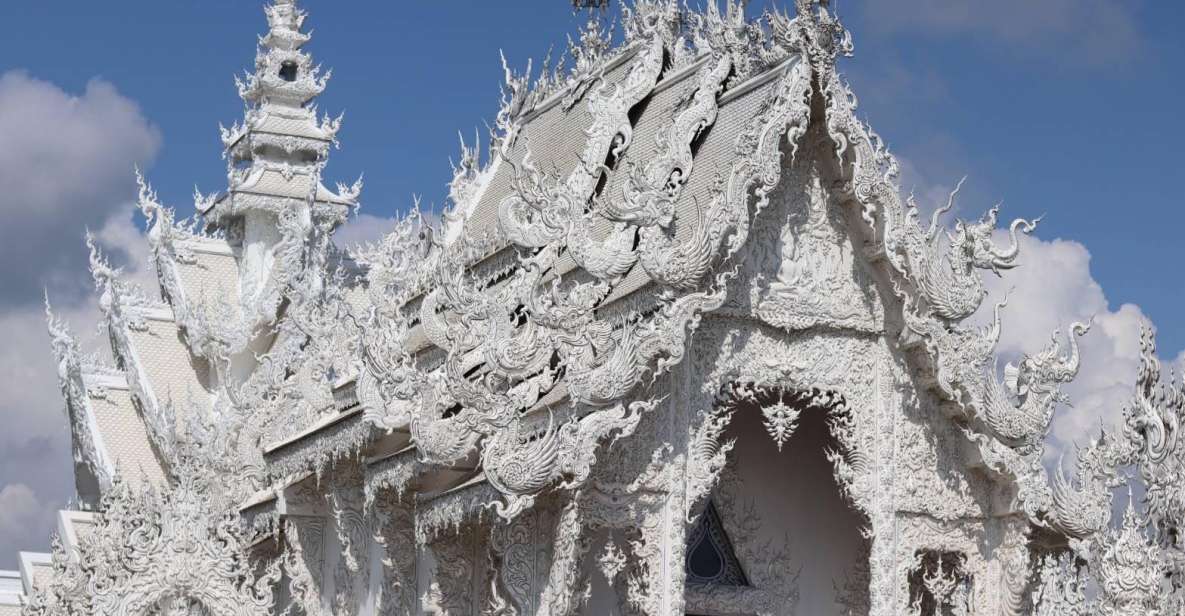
209, 0, 357, 222
42, 0, 364, 517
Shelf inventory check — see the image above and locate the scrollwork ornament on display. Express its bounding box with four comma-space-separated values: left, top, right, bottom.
25, 460, 281, 616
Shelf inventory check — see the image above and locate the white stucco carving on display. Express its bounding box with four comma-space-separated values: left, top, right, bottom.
14, 1, 1183, 615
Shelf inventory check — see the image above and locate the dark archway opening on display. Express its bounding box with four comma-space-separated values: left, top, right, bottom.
685, 388, 870, 614
278, 61, 298, 82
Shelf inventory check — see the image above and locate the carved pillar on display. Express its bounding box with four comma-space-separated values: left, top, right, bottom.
371, 490, 417, 616
535, 498, 589, 616
423, 520, 494, 616
991, 515, 1033, 616
281, 515, 328, 615
487, 499, 564, 615
854, 350, 902, 616
325, 465, 370, 616
627, 489, 688, 616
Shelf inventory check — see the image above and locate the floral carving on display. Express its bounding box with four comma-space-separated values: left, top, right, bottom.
24, 459, 280, 616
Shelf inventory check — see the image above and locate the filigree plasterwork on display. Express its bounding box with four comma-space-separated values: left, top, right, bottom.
759, 398, 800, 451
138, 174, 252, 362
684, 405, 736, 516
352, 19, 819, 520
683, 461, 800, 616
768, 0, 1092, 533
1123, 327, 1185, 583
1032, 494, 1170, 614
597, 540, 627, 584
894, 406, 985, 522
264, 412, 374, 483
1094, 500, 1165, 616
1038, 326, 1185, 613
417, 483, 500, 546
320, 464, 368, 616
372, 489, 417, 616
905, 550, 972, 616
281, 516, 327, 616
1031, 552, 1089, 616
892, 516, 991, 614
606, 47, 730, 231
236, 1, 330, 106
24, 460, 280, 616
748, 160, 884, 335
363, 450, 417, 508
489, 504, 556, 615
423, 521, 495, 616
86, 234, 192, 477
688, 321, 923, 614
976, 322, 1090, 456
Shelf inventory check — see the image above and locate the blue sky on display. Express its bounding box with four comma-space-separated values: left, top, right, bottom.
0, 0, 1181, 565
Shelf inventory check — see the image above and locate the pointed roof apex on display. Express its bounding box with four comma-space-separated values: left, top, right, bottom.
236, 0, 327, 106
85, 231, 119, 288
44, 292, 74, 355
263, 0, 309, 49
208, 0, 356, 227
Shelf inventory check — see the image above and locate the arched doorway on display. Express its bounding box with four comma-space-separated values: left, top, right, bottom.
685, 386, 870, 615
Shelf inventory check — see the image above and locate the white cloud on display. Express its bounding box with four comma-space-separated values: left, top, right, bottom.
0, 71, 159, 568
0, 71, 160, 307
333, 212, 403, 249
971, 232, 1152, 464
0, 484, 57, 557
855, 0, 1143, 66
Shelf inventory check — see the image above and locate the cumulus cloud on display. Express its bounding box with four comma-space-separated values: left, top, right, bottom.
0, 484, 56, 546
969, 231, 1153, 467
333, 212, 404, 249
0, 71, 160, 307
854, 0, 1143, 66
0, 72, 158, 568
0, 302, 81, 566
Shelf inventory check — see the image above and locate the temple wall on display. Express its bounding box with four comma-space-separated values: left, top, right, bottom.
579, 526, 620, 615
671, 130, 1013, 613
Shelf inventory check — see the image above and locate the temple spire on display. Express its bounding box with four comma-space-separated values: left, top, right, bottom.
235, 0, 329, 108
205, 0, 358, 224
201, 0, 359, 336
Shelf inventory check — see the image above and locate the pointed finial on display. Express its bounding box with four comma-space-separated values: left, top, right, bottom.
44, 290, 63, 337
85, 230, 123, 300
44, 290, 78, 370
265, 0, 305, 35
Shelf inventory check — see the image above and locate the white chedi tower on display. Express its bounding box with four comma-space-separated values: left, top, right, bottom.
208, 0, 359, 332
204, 0, 360, 382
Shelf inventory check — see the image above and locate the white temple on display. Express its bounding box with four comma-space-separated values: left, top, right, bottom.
4, 1, 1184, 614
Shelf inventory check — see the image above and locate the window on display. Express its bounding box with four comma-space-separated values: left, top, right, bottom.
685, 500, 747, 587
279, 61, 298, 82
